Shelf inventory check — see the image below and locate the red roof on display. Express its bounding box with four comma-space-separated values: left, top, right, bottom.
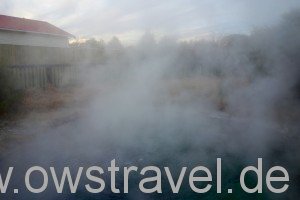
0, 15, 74, 38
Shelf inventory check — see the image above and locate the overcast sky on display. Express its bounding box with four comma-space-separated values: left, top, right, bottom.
1, 0, 300, 44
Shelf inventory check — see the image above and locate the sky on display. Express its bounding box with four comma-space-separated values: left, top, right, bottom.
1, 0, 300, 44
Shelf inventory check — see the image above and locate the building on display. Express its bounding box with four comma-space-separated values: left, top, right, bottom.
0, 15, 74, 47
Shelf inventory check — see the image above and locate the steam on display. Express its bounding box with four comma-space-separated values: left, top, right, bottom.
1, 9, 300, 199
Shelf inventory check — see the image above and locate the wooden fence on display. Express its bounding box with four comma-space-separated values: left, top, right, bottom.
0, 44, 106, 89
9, 64, 79, 89
0, 44, 106, 66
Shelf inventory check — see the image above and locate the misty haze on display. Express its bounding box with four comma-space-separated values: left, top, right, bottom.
0, 1, 300, 199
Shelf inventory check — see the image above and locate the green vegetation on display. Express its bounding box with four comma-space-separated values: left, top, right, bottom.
0, 66, 23, 114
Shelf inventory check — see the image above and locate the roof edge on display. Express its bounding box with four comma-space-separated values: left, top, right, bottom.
0, 27, 75, 38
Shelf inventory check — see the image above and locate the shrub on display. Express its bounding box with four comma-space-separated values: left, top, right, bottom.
0, 67, 23, 114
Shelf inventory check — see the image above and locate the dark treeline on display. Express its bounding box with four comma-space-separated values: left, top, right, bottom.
76, 9, 299, 83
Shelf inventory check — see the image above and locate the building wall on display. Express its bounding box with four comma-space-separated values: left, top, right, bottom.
0, 30, 69, 47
